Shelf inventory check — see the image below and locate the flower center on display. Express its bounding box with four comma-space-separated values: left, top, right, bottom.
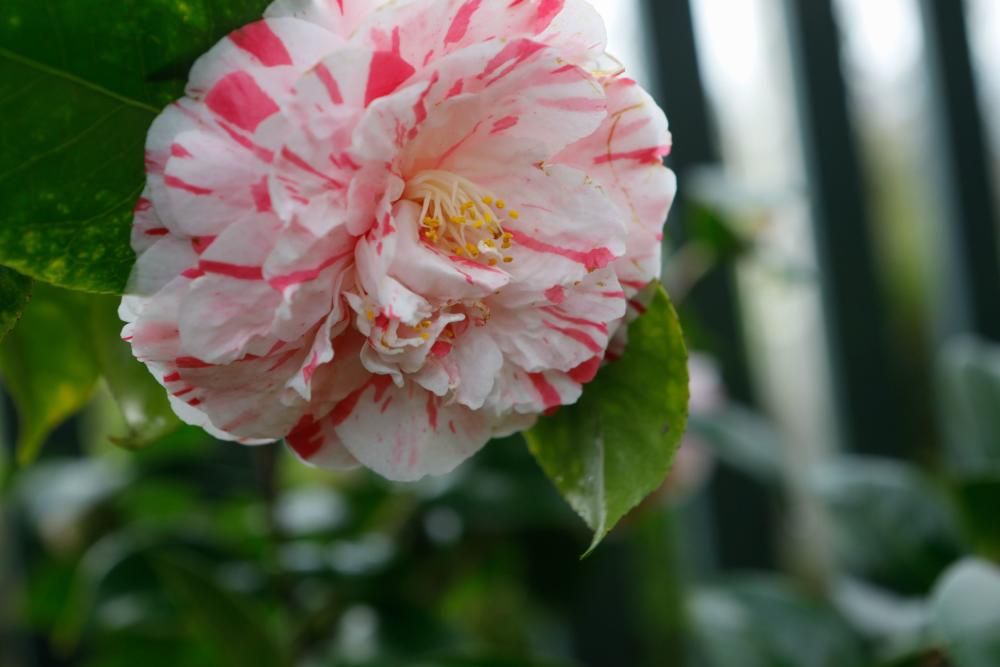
402, 170, 518, 266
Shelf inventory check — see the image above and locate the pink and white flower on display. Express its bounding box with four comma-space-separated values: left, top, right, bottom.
122, 0, 676, 481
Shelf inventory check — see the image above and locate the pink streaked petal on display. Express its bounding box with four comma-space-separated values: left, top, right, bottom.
333, 380, 492, 481
402, 42, 607, 174
205, 71, 282, 133
364, 49, 416, 106
265, 0, 380, 39
354, 0, 606, 67
556, 75, 676, 287
187, 17, 340, 96
485, 363, 583, 416
483, 164, 626, 290
488, 269, 624, 373
355, 233, 433, 326
157, 124, 275, 237
128, 236, 200, 297
286, 413, 360, 469
387, 201, 511, 303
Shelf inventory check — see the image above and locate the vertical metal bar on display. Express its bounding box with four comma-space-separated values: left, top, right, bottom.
643, 0, 751, 404
644, 0, 776, 570
918, 0, 1000, 342
643, 0, 716, 174
782, 0, 908, 458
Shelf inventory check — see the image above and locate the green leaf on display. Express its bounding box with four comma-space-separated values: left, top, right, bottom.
690, 576, 871, 667
0, 282, 101, 463
831, 577, 932, 665
154, 553, 287, 667
525, 285, 689, 550
689, 577, 868, 667
87, 295, 180, 449
0, 266, 31, 341
940, 337, 1000, 474
0, 0, 269, 293
0, 283, 181, 461
809, 456, 964, 593
930, 559, 1000, 667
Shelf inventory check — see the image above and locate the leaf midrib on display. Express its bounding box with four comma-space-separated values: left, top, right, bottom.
0, 47, 160, 115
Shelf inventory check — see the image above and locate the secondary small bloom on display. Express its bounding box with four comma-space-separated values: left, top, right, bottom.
122, 0, 676, 480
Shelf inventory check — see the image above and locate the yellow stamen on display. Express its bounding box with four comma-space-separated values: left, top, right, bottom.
366, 310, 375, 321
503, 256, 514, 263
403, 170, 517, 268
420, 332, 430, 341
509, 210, 520, 220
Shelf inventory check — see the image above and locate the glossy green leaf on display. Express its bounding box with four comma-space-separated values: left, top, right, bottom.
940, 337, 1000, 474
155, 553, 287, 667
0, 282, 101, 463
87, 295, 180, 449
525, 285, 689, 550
0, 0, 268, 293
809, 456, 963, 594
0, 283, 181, 461
0, 266, 31, 341
832, 577, 932, 665
690, 577, 867, 667
930, 559, 1000, 667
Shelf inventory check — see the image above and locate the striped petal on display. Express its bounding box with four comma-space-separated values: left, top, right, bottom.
556, 75, 676, 288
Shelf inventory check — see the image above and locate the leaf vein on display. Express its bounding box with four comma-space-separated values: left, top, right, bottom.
0, 48, 160, 116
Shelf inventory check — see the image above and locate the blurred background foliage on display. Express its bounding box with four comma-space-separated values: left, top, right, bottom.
4, 0, 1000, 666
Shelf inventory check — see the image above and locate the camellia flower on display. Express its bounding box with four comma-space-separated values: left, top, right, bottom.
122, 0, 676, 481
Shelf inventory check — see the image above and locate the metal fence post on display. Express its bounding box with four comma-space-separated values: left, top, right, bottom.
918, 0, 1000, 342
644, 0, 775, 570
782, 0, 909, 458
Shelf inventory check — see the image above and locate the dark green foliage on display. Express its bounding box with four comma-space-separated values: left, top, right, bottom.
0, 0, 269, 292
